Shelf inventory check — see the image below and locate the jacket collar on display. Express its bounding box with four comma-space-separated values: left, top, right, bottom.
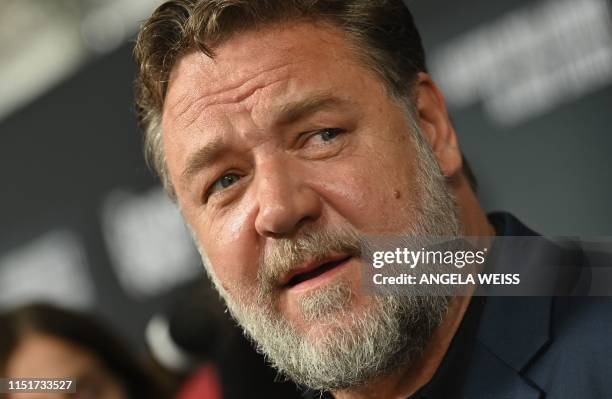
480, 212, 553, 371
464, 213, 553, 398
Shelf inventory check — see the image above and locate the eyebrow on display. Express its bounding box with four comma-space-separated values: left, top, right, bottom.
276, 94, 348, 126
181, 137, 227, 187
180, 94, 352, 187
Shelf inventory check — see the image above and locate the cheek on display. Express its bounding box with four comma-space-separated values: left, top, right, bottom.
314, 148, 420, 233
318, 167, 379, 220
190, 202, 260, 297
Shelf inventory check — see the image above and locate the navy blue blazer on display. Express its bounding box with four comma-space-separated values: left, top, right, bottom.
301, 213, 612, 398
461, 213, 612, 399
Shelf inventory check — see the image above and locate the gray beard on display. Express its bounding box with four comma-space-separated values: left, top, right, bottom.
229, 283, 451, 391
200, 120, 461, 391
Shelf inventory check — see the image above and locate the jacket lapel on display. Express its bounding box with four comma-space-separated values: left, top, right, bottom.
462, 296, 552, 399
462, 213, 553, 399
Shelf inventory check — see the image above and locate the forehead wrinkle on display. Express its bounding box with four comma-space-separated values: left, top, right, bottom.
167, 61, 297, 132
211, 62, 297, 105
170, 77, 290, 138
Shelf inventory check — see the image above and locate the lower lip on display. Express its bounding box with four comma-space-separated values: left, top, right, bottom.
286, 257, 354, 294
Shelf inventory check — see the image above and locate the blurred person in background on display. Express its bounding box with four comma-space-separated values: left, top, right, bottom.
0, 303, 170, 399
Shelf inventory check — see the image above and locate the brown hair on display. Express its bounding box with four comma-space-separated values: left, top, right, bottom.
0, 303, 168, 399
133, 0, 428, 197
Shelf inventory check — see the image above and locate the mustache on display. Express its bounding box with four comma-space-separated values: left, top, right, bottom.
257, 227, 362, 291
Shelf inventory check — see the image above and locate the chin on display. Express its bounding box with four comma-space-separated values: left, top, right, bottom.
297, 297, 373, 340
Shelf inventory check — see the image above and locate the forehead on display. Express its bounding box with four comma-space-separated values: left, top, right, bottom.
162, 21, 381, 126
7, 333, 97, 376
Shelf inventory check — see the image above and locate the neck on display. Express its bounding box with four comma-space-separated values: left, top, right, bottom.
333, 174, 494, 399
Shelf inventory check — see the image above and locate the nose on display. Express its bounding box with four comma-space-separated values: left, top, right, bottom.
253, 160, 322, 238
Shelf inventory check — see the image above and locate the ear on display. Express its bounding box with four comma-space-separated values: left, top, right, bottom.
413, 72, 462, 179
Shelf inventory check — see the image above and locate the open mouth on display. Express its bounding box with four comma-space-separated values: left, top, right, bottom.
284, 256, 352, 288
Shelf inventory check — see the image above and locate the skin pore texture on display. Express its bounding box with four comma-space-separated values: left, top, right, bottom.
161, 21, 494, 399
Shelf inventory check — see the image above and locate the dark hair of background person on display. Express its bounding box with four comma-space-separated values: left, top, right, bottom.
133, 0, 478, 198
0, 303, 169, 399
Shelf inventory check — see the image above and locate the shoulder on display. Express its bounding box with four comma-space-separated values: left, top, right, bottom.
549, 296, 612, 360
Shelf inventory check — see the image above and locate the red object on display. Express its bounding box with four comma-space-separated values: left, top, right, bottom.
176, 364, 223, 399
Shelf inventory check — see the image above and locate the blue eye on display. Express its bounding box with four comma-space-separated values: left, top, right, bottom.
209, 173, 241, 196
318, 128, 342, 142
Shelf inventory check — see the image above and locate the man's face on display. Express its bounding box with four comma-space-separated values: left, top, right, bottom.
162, 22, 458, 389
